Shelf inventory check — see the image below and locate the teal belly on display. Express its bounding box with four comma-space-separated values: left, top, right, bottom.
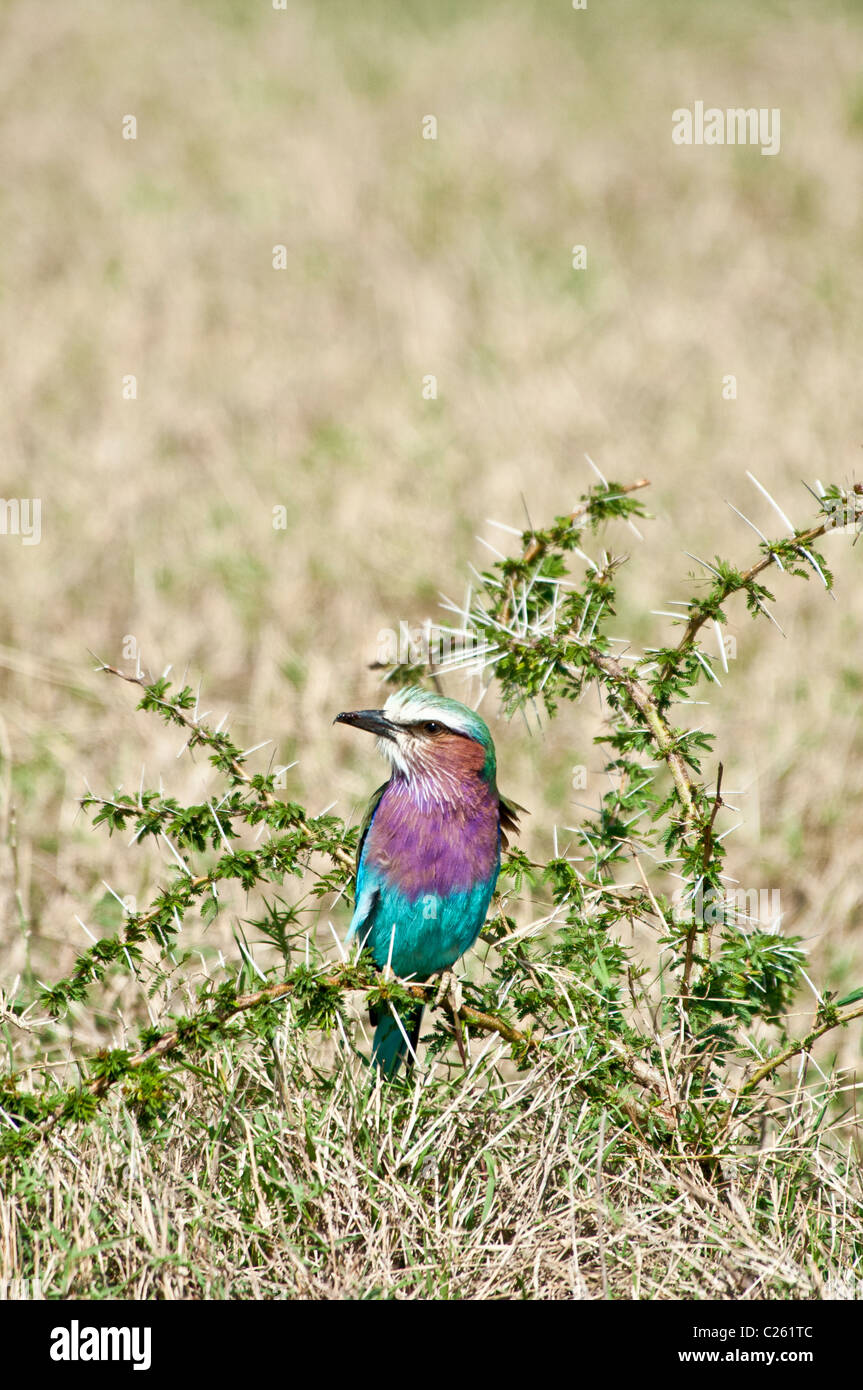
360, 879, 497, 979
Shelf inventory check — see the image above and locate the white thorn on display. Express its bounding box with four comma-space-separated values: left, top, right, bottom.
476, 535, 507, 560
327, 920, 347, 963
584, 453, 609, 487
712, 619, 729, 673
238, 940, 267, 983
208, 802, 233, 852
75, 915, 97, 943
240, 740, 273, 759
683, 551, 722, 578
746, 471, 795, 534
160, 833, 191, 874
101, 880, 130, 911
693, 649, 721, 686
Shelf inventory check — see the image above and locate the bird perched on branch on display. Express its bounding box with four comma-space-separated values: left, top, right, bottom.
335, 686, 520, 1075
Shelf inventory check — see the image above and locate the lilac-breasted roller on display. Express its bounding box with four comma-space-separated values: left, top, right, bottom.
336, 686, 520, 1075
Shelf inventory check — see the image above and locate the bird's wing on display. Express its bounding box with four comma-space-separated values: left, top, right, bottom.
498, 792, 526, 850
346, 781, 387, 946
346, 879, 380, 948
355, 781, 388, 873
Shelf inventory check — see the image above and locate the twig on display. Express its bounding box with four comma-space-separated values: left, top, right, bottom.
94, 662, 354, 873
732, 1002, 863, 1100
661, 517, 833, 677
20, 962, 678, 1148
499, 479, 649, 625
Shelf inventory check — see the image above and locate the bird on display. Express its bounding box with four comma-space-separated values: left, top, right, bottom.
335, 685, 520, 1076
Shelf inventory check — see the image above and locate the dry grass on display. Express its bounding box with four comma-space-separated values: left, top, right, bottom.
3, 1025, 860, 1301
1, 0, 862, 1298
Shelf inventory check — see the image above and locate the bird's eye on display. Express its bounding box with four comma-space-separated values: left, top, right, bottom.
422, 720, 443, 734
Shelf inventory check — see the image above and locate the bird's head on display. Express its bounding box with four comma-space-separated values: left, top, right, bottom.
335, 686, 497, 794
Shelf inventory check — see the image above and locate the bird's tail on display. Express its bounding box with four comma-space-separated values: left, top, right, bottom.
370, 1000, 424, 1077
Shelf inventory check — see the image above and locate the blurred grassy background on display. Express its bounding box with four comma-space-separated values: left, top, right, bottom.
0, 0, 861, 1065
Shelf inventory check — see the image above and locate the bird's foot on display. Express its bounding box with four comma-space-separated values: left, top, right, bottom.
434, 970, 467, 1067
432, 968, 462, 1012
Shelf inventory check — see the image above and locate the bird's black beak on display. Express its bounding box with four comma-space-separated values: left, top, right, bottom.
334, 709, 399, 740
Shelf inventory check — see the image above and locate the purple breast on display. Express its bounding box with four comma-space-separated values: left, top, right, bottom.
365, 777, 500, 900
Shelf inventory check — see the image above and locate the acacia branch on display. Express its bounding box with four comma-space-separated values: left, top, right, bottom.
660, 516, 834, 677
94, 661, 354, 873
732, 1001, 863, 1099
522, 477, 650, 565
573, 648, 710, 1007
500, 478, 650, 624
19, 962, 677, 1149
583, 648, 696, 825
97, 660, 278, 799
